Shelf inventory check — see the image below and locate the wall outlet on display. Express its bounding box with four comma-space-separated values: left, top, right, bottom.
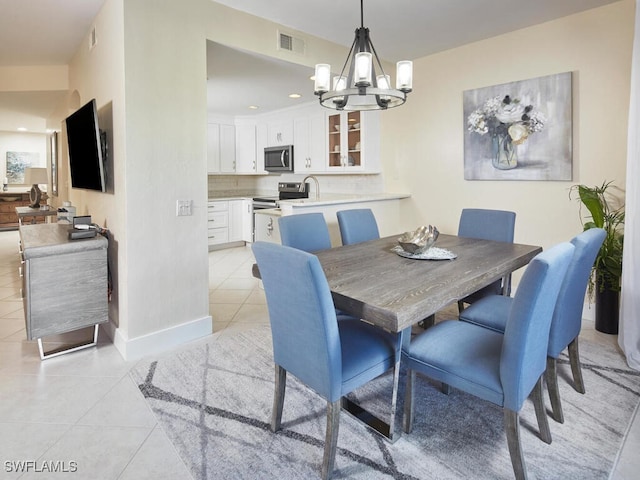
176, 200, 192, 216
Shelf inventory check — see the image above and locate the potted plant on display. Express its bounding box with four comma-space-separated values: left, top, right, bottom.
570, 181, 625, 334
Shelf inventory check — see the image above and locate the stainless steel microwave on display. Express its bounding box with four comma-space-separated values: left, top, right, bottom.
264, 145, 294, 172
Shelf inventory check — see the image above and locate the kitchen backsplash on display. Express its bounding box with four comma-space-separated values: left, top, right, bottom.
208, 174, 385, 197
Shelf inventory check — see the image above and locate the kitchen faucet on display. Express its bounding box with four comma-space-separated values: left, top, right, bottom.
301, 175, 320, 200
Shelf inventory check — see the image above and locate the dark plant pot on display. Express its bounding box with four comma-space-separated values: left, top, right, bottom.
595, 278, 620, 335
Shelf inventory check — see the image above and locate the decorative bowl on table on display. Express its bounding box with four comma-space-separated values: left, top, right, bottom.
398, 225, 439, 254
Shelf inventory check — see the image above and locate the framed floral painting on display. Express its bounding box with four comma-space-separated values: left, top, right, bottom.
463, 72, 572, 181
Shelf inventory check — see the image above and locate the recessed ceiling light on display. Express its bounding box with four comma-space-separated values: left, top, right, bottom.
248, 105, 259, 110
289, 93, 302, 99
17, 127, 27, 132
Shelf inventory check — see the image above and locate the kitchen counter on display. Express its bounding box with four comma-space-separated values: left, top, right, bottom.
253, 208, 282, 216
208, 191, 276, 201
208, 192, 410, 206
278, 192, 409, 207
254, 192, 410, 247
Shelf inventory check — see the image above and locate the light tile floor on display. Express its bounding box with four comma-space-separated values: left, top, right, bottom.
0, 232, 637, 479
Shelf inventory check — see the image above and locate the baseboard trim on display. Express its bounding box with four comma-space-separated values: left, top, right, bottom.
105, 316, 213, 361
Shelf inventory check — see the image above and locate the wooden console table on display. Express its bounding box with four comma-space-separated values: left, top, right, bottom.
0, 192, 49, 229
19, 223, 108, 359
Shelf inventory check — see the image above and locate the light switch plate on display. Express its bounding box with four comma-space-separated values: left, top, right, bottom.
176, 200, 192, 216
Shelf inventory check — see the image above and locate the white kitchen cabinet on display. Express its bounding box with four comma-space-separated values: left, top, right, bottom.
241, 199, 253, 242
254, 210, 281, 244
219, 124, 236, 173
235, 124, 257, 173
207, 123, 236, 173
209, 199, 252, 249
208, 201, 229, 246
326, 110, 380, 173
255, 123, 268, 172
207, 124, 221, 173
229, 199, 253, 243
294, 112, 326, 173
267, 119, 293, 146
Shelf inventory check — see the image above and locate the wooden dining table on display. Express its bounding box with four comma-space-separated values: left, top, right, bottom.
253, 233, 542, 441
314, 233, 542, 333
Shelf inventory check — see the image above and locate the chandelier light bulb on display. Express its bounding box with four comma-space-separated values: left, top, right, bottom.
354, 52, 372, 86
333, 75, 347, 91
377, 74, 391, 100
314, 64, 331, 93
333, 75, 347, 103
377, 74, 390, 90
396, 61, 413, 92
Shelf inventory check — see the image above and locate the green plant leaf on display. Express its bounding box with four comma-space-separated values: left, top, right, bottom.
571, 181, 625, 295
578, 185, 605, 228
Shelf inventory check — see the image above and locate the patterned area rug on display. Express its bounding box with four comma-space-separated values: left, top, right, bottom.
130, 326, 640, 479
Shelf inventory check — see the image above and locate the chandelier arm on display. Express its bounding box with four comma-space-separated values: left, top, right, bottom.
375, 95, 389, 109
338, 35, 359, 80
367, 37, 388, 80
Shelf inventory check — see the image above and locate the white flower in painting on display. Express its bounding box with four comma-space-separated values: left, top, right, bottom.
508, 124, 529, 145
527, 110, 546, 132
495, 97, 526, 123
467, 110, 488, 134
466, 94, 546, 144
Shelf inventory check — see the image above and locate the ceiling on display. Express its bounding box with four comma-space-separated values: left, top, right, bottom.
0, 0, 622, 129
0, 0, 106, 132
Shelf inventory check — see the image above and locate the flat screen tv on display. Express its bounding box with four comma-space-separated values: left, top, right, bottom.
65, 99, 106, 192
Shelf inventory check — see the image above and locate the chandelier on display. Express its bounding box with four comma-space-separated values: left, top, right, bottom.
313, 0, 413, 111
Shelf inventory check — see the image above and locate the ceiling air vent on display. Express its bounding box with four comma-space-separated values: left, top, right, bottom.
278, 31, 305, 55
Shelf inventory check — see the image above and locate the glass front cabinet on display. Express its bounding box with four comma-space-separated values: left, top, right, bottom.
326, 111, 380, 173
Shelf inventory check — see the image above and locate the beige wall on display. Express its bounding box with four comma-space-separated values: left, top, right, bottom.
381, 0, 633, 253
65, 0, 126, 336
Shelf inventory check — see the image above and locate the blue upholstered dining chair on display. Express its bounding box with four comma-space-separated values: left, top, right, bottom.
278, 212, 356, 320
402, 242, 574, 480
279, 213, 332, 252
336, 208, 380, 245
457, 208, 516, 313
459, 228, 606, 423
252, 242, 400, 480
